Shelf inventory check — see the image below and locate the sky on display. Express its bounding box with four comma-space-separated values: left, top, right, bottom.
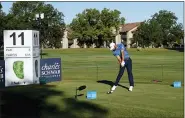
1, 1, 184, 25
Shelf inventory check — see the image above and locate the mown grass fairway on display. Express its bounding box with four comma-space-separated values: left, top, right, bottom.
1, 48, 184, 118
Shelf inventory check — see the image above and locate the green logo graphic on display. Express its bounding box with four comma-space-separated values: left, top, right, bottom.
13, 61, 24, 79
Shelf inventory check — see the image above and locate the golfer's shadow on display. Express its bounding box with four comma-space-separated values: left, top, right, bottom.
97, 80, 129, 90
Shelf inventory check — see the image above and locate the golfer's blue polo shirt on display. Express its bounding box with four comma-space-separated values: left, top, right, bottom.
112, 43, 130, 60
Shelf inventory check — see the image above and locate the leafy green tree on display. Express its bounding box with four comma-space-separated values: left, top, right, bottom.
6, 1, 65, 48
151, 10, 181, 46
0, 2, 6, 46
133, 22, 147, 47
120, 17, 125, 25
69, 8, 101, 47
134, 10, 183, 48
134, 20, 164, 48
69, 8, 123, 48
99, 8, 121, 47
147, 19, 164, 47
169, 23, 184, 45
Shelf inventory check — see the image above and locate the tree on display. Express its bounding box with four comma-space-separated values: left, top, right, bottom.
0, 2, 6, 47
69, 8, 123, 48
133, 22, 148, 47
6, 2, 65, 48
98, 8, 121, 47
69, 8, 101, 47
169, 23, 184, 45
120, 17, 125, 25
134, 10, 183, 48
148, 19, 164, 47
151, 10, 180, 46
133, 19, 164, 48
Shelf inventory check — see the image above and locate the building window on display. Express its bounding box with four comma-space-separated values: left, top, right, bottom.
122, 32, 127, 35
121, 35, 127, 39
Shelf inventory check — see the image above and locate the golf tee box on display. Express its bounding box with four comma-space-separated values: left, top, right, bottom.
4, 30, 40, 87
87, 91, 97, 99
173, 81, 181, 88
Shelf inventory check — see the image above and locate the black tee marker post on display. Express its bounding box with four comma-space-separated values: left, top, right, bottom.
75, 85, 86, 99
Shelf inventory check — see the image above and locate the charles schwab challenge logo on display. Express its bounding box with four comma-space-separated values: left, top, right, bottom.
41, 62, 60, 77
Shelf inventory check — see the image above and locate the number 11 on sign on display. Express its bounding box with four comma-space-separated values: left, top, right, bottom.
10, 32, 24, 45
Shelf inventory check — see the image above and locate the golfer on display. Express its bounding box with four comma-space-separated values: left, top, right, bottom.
108, 42, 134, 93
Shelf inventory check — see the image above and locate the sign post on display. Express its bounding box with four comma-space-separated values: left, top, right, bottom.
3, 30, 40, 87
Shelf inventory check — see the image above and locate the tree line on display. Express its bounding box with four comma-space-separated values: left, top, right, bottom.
133, 10, 184, 48
0, 2, 184, 48
69, 9, 183, 48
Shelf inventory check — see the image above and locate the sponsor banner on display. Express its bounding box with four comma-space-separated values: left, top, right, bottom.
40, 58, 62, 83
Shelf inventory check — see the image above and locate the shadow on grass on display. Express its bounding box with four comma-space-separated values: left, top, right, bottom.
97, 80, 129, 90
75, 93, 84, 97
166, 48, 184, 52
0, 84, 108, 118
59, 98, 108, 118
40, 53, 48, 56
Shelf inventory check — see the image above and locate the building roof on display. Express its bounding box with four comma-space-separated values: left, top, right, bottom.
120, 22, 142, 33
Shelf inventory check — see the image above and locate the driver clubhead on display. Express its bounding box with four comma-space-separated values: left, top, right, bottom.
107, 90, 113, 94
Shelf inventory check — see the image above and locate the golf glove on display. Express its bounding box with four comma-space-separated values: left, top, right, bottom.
121, 61, 125, 67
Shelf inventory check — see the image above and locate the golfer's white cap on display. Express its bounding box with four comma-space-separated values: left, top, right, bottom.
109, 42, 116, 51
